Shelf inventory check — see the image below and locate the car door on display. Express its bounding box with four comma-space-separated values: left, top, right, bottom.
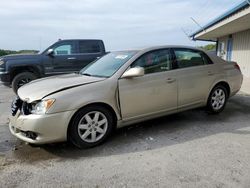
172, 48, 217, 109
51, 41, 78, 74
118, 49, 178, 120
73, 40, 105, 71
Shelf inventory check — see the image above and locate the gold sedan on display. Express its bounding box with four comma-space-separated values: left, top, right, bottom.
9, 46, 243, 148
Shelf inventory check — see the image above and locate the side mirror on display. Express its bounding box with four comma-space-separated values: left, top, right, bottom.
46, 49, 54, 56
121, 67, 145, 79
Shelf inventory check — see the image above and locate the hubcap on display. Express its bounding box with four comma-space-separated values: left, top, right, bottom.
77, 111, 108, 143
211, 88, 226, 110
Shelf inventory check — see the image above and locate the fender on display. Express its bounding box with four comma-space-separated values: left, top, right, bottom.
206, 79, 231, 102
7, 60, 44, 80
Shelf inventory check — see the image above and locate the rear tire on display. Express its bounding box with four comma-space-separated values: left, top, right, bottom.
68, 106, 114, 149
207, 85, 228, 114
12, 72, 37, 94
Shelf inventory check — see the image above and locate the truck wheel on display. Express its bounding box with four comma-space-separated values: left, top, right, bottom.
12, 72, 37, 94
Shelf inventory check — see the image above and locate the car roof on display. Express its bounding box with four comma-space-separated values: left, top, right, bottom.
141, 45, 206, 52
57, 39, 103, 42
113, 45, 207, 54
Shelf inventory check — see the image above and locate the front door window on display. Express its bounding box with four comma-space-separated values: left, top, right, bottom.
131, 49, 172, 74
53, 42, 76, 56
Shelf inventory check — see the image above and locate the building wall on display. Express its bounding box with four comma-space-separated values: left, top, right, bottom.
232, 29, 250, 78
217, 29, 250, 78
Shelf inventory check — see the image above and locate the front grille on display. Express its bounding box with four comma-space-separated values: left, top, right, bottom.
11, 126, 37, 140
21, 131, 38, 140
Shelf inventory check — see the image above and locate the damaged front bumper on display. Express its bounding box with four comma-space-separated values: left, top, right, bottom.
9, 110, 75, 144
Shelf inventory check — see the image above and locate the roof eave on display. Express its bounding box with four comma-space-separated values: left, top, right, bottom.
190, 1, 249, 39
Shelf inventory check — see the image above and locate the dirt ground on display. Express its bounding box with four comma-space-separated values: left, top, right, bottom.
0, 83, 250, 188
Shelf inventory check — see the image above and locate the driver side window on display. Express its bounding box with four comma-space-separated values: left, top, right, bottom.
131, 49, 172, 74
53, 42, 76, 55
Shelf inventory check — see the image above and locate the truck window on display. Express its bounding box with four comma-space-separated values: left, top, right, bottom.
53, 41, 76, 55
79, 41, 101, 54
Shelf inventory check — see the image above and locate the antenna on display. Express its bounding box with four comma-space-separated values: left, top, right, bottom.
39, 37, 42, 51
190, 17, 205, 32
181, 28, 192, 41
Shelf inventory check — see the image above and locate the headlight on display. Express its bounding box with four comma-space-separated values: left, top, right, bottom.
31, 99, 55, 114
0, 60, 4, 66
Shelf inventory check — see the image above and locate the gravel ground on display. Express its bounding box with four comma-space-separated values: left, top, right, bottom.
0, 84, 250, 188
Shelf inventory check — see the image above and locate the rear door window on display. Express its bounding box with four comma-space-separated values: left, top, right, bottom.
173, 49, 212, 69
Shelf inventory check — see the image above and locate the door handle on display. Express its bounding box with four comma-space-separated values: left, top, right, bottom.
166, 78, 176, 83
67, 57, 76, 60
208, 71, 214, 76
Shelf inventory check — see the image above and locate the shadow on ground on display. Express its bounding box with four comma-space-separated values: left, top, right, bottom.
2, 94, 250, 163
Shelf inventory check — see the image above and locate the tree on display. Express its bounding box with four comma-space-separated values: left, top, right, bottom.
199, 44, 216, 51
0, 50, 8, 56
0, 49, 38, 57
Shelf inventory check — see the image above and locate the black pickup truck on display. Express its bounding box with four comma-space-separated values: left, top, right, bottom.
0, 39, 106, 93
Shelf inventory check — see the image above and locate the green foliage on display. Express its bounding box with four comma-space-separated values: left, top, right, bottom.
0, 49, 39, 57
199, 44, 216, 51
0, 49, 9, 56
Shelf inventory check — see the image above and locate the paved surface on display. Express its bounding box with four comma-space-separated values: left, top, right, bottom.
241, 77, 250, 94
0, 84, 250, 187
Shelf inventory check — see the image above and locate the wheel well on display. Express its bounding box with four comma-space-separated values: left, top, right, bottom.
67, 103, 118, 139
86, 103, 118, 123
10, 66, 41, 82
214, 81, 231, 96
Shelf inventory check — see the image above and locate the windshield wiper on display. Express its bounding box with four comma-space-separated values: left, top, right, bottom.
81, 73, 108, 78
92, 75, 109, 78
81, 73, 92, 77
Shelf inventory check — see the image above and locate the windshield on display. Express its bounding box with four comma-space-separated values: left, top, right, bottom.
80, 51, 137, 78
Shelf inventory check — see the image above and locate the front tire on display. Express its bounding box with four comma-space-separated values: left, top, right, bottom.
207, 85, 228, 114
68, 106, 114, 148
12, 72, 37, 94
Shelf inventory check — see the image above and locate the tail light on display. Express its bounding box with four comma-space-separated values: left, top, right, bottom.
234, 63, 241, 72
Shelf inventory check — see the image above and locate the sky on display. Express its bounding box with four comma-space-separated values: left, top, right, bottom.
0, 0, 244, 51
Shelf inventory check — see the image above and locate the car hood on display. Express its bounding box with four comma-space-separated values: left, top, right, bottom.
17, 74, 106, 102
2, 54, 40, 61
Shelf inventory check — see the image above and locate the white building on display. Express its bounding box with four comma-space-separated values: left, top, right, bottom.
191, 1, 250, 79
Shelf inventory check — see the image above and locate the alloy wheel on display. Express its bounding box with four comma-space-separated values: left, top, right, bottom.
211, 88, 226, 110
77, 111, 108, 143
